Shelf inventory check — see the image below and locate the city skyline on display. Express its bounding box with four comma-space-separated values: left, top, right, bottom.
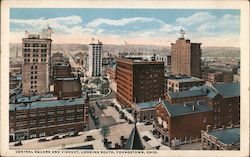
10, 8, 240, 47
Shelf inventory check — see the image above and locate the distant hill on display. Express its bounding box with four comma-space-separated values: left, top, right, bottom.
9, 43, 240, 58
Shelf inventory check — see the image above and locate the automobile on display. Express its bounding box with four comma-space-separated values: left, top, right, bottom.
144, 121, 152, 125
84, 135, 95, 142
69, 131, 79, 137
52, 134, 62, 140
143, 135, 151, 142
14, 141, 22, 146
38, 137, 49, 142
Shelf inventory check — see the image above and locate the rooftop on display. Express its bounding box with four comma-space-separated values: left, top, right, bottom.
168, 90, 207, 99
207, 127, 240, 145
136, 101, 160, 109
161, 100, 213, 117
169, 76, 204, 83
213, 82, 240, 98
10, 97, 85, 111
16, 94, 54, 103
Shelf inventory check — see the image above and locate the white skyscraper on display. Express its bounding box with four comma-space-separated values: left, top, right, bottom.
88, 40, 103, 77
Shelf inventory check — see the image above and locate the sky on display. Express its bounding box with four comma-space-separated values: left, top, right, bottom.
10, 8, 240, 47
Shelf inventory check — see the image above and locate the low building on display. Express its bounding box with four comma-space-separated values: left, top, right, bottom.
53, 77, 82, 99
135, 101, 160, 122
9, 95, 89, 142
167, 75, 205, 92
153, 100, 214, 147
52, 52, 67, 64
53, 63, 73, 78
202, 69, 234, 84
201, 126, 240, 150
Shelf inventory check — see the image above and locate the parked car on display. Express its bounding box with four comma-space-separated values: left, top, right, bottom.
69, 131, 79, 137
14, 141, 22, 146
38, 137, 49, 142
144, 121, 152, 125
143, 135, 151, 142
84, 135, 95, 142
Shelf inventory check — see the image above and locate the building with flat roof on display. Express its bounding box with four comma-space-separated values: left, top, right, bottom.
22, 32, 52, 96
171, 32, 201, 78
116, 57, 164, 108
201, 126, 240, 150
53, 63, 73, 78
9, 94, 89, 142
135, 101, 160, 122
88, 41, 103, 77
167, 75, 205, 92
53, 76, 82, 99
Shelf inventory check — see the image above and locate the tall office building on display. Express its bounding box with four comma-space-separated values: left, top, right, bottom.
88, 40, 103, 77
116, 57, 164, 108
171, 30, 201, 78
22, 31, 52, 96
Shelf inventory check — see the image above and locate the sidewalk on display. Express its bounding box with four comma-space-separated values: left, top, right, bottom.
112, 99, 134, 122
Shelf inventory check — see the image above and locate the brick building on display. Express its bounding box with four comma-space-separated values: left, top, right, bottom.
165, 82, 240, 129
153, 100, 214, 146
22, 33, 52, 96
116, 57, 164, 108
9, 95, 89, 142
167, 75, 205, 92
201, 126, 240, 150
135, 101, 160, 122
52, 52, 65, 64
53, 77, 82, 99
202, 70, 233, 84
171, 35, 201, 78
53, 63, 73, 78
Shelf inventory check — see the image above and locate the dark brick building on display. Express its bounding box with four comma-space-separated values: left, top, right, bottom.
53, 77, 82, 99
116, 57, 164, 108
53, 63, 73, 78
154, 82, 240, 147
153, 100, 214, 146
9, 95, 89, 142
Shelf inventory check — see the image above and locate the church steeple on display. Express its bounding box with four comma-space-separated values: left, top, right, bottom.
123, 110, 144, 150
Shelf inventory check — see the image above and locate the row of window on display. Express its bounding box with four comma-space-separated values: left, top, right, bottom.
24, 43, 48, 47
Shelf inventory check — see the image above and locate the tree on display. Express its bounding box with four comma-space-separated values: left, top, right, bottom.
100, 126, 110, 145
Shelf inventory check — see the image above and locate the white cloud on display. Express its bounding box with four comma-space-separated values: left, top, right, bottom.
86, 17, 164, 28
10, 15, 84, 35
176, 12, 216, 26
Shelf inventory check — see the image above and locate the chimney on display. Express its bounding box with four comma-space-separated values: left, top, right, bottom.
158, 98, 161, 102
192, 105, 195, 111
206, 125, 211, 132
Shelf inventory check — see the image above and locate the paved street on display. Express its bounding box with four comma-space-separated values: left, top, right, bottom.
10, 122, 168, 150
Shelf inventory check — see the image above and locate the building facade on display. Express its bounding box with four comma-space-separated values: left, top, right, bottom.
201, 126, 240, 150
53, 63, 73, 78
22, 34, 52, 96
167, 75, 205, 92
53, 77, 82, 99
88, 41, 103, 77
116, 57, 164, 108
9, 96, 89, 142
166, 82, 240, 129
153, 100, 214, 147
171, 37, 201, 78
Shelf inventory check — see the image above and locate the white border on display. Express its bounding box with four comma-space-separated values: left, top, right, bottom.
1, 0, 249, 157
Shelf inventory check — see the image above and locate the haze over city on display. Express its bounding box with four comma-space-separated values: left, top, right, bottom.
10, 8, 240, 47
